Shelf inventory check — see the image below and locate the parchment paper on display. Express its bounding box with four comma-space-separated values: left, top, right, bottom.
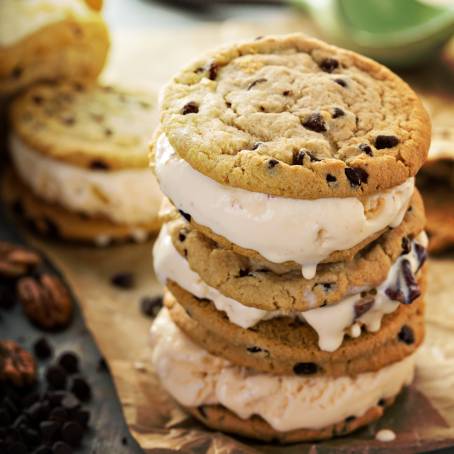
9, 11, 454, 453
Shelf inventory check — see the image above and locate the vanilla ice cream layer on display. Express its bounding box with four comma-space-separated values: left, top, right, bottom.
150, 308, 416, 432
10, 135, 162, 225
155, 134, 415, 279
0, 0, 97, 47
153, 225, 427, 352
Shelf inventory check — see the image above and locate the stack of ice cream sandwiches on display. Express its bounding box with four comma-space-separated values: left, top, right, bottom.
150, 34, 431, 442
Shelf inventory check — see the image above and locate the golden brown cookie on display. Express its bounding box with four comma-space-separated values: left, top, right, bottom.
165, 282, 425, 377
156, 33, 430, 199
163, 191, 425, 311
0, 1, 109, 96
188, 396, 396, 443
1, 169, 160, 244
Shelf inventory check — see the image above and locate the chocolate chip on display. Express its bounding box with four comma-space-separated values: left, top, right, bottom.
398, 325, 415, 344
375, 135, 399, 149
401, 259, 421, 303
33, 337, 53, 360
334, 78, 347, 87
319, 58, 339, 73
32, 95, 44, 105
45, 365, 67, 390
247, 78, 267, 90
307, 151, 321, 162
345, 416, 356, 423
238, 269, 251, 278
302, 113, 327, 132
292, 150, 306, 165
246, 346, 262, 353
11, 66, 23, 79
344, 167, 369, 187
178, 210, 191, 222
178, 231, 186, 242
401, 237, 411, 255
52, 441, 73, 454
61, 421, 84, 446
326, 174, 337, 183
40, 420, 60, 442
181, 101, 199, 115
61, 394, 80, 412
332, 107, 345, 118
282, 90, 292, 96
293, 362, 318, 375
378, 398, 386, 407
110, 272, 135, 289
359, 143, 373, 156
267, 159, 279, 169
58, 352, 79, 375
89, 160, 109, 170
354, 296, 374, 318
208, 62, 219, 80
140, 295, 163, 318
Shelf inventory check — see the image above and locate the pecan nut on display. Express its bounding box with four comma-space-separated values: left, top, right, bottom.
0, 241, 41, 278
0, 340, 37, 386
17, 273, 73, 329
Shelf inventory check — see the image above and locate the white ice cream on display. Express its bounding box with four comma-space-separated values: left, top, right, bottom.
10, 135, 162, 225
153, 225, 427, 352
150, 308, 416, 432
0, 0, 96, 47
155, 134, 415, 279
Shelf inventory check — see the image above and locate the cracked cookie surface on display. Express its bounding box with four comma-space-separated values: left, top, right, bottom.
158, 33, 430, 199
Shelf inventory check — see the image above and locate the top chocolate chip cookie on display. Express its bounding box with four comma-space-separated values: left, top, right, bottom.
159, 34, 431, 199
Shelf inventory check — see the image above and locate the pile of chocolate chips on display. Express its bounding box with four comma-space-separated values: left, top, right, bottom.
0, 342, 92, 454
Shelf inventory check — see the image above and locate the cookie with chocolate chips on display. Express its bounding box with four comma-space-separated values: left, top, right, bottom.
155, 33, 430, 199
0, 0, 109, 96
164, 283, 425, 377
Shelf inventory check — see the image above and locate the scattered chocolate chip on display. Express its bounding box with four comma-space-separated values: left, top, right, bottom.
292, 150, 305, 165
302, 113, 326, 132
208, 62, 219, 80
375, 135, 399, 149
398, 325, 415, 344
33, 337, 53, 360
178, 231, 186, 242
246, 346, 262, 353
89, 160, 109, 170
326, 174, 337, 183
401, 237, 411, 255
344, 167, 369, 187
110, 272, 135, 290
307, 151, 321, 162
332, 107, 345, 118
181, 101, 199, 115
267, 159, 279, 169
319, 58, 339, 73
247, 78, 267, 90
293, 362, 318, 375
178, 210, 191, 222
45, 365, 67, 390
58, 352, 79, 375
334, 78, 347, 87
359, 143, 373, 156
140, 295, 163, 318
378, 398, 386, 407
61, 421, 83, 446
354, 296, 374, 318
401, 259, 421, 303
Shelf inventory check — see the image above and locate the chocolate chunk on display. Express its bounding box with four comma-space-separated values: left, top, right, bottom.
375, 135, 399, 149
302, 113, 327, 132
45, 365, 67, 390
385, 287, 405, 304
110, 272, 135, 290
246, 346, 262, 353
307, 151, 321, 162
178, 231, 186, 242
238, 269, 251, 278
293, 362, 318, 375
401, 237, 411, 255
267, 159, 279, 169
140, 295, 163, 318
178, 210, 191, 222
33, 337, 53, 360
332, 107, 345, 118
334, 78, 347, 87
292, 150, 306, 165
181, 101, 199, 115
319, 58, 339, 73
208, 62, 219, 80
89, 160, 109, 170
398, 325, 415, 344
247, 78, 267, 90
282, 90, 292, 96
61, 421, 84, 446
326, 174, 337, 183
354, 296, 374, 318
58, 352, 79, 375
401, 259, 421, 303
344, 167, 369, 187
359, 143, 373, 156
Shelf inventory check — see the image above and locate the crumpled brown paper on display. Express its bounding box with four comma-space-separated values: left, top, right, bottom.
9, 11, 454, 453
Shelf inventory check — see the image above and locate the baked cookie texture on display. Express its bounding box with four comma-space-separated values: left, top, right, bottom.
157, 34, 430, 199
0, 1, 109, 96
163, 191, 425, 311
10, 82, 157, 169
